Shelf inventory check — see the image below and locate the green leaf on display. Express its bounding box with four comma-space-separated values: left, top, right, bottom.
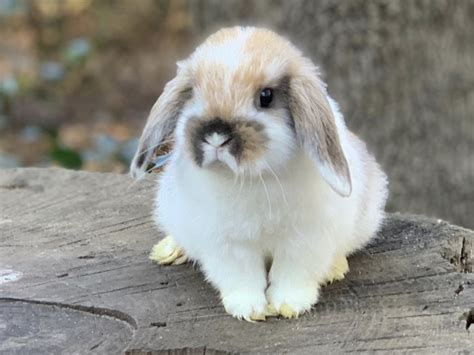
50, 146, 83, 169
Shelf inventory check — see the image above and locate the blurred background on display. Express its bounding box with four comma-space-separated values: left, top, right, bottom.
0, 0, 472, 228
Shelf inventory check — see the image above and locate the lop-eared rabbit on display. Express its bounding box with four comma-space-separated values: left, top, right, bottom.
131, 27, 388, 321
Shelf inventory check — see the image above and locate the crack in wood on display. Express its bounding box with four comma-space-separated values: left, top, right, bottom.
454, 283, 464, 295
441, 236, 473, 273
73, 263, 144, 278
95, 220, 155, 236
459, 308, 474, 330
0, 185, 24, 190
55, 238, 87, 248
466, 310, 474, 330
353, 270, 452, 287
460, 237, 473, 273
124, 347, 232, 355
89, 340, 105, 351
89, 214, 153, 233
346, 345, 433, 352
87, 282, 169, 297
126, 284, 176, 295
149, 321, 167, 328
0, 178, 43, 192
387, 311, 457, 319
78, 254, 95, 259
0, 297, 138, 330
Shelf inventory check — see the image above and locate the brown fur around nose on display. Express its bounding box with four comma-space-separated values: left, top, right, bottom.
234, 121, 268, 163
184, 117, 267, 167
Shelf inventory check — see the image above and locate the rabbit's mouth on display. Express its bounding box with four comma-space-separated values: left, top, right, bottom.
185, 117, 268, 173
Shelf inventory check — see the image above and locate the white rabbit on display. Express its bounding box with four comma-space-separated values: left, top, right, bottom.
130, 27, 388, 321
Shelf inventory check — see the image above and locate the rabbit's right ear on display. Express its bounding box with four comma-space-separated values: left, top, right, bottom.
130, 63, 192, 178
289, 59, 352, 196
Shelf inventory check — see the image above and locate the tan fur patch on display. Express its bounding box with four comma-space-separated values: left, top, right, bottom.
193, 62, 236, 118
191, 27, 292, 121
205, 27, 242, 46
235, 121, 267, 163
244, 29, 289, 58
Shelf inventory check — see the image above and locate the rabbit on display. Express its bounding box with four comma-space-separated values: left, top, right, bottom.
130, 27, 388, 321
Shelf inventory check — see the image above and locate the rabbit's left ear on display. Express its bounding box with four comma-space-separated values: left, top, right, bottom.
289, 60, 352, 196
130, 62, 192, 179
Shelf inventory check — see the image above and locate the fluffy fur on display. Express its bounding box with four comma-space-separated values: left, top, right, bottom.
131, 27, 388, 320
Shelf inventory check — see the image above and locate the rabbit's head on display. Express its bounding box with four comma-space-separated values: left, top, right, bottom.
131, 27, 351, 196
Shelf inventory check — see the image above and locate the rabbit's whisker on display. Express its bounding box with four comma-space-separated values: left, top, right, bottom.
263, 159, 289, 208
259, 172, 272, 220
126, 163, 159, 189
237, 168, 246, 202
135, 138, 175, 159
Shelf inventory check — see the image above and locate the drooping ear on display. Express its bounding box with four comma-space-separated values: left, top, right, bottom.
130, 62, 192, 178
288, 60, 352, 196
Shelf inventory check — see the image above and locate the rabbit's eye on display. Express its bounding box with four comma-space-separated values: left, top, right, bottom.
259, 88, 273, 108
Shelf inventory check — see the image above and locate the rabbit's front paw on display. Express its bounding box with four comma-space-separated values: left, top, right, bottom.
266, 283, 319, 319
222, 290, 268, 322
322, 255, 349, 285
149, 235, 187, 265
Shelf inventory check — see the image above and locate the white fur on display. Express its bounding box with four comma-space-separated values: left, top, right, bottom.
155, 97, 387, 318
150, 28, 388, 319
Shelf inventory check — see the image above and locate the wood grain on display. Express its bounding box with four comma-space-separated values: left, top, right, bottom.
0, 168, 472, 354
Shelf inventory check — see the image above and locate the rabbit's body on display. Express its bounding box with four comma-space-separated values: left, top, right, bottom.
158, 99, 385, 260
131, 27, 388, 320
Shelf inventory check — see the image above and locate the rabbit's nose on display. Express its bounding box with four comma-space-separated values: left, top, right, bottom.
198, 117, 234, 147
203, 132, 233, 148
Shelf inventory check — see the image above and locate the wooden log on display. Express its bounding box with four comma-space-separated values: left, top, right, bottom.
0, 168, 472, 354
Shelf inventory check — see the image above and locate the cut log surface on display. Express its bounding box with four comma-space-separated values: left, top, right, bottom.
0, 168, 473, 354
